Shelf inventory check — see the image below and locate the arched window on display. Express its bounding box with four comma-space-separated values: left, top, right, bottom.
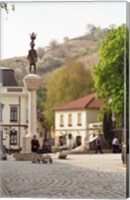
59, 136, 66, 146
76, 136, 82, 146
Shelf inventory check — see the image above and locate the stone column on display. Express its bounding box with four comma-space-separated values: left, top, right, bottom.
23, 74, 42, 152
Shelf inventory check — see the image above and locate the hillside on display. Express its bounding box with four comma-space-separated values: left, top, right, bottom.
0, 28, 105, 85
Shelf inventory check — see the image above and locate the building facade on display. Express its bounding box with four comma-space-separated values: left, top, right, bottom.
0, 67, 46, 152
53, 93, 103, 148
0, 67, 28, 152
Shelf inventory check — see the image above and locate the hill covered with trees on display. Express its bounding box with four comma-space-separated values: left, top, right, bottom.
0, 25, 111, 127
0, 25, 106, 85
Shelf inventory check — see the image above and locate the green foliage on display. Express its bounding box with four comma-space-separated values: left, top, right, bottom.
43, 59, 94, 126
37, 54, 63, 74
37, 84, 48, 111
103, 111, 113, 147
93, 24, 129, 126
1, 26, 102, 84
0, 2, 15, 13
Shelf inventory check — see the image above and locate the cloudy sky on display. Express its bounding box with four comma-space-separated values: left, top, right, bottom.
0, 1, 127, 59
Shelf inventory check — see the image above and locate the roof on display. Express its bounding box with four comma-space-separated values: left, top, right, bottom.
53, 93, 103, 111
0, 66, 19, 86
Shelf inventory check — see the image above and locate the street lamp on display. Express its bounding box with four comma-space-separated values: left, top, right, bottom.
109, 96, 116, 136
108, 96, 112, 105
112, 112, 116, 129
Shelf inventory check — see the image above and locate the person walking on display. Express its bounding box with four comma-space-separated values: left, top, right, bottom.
112, 137, 120, 153
31, 135, 40, 163
95, 137, 103, 154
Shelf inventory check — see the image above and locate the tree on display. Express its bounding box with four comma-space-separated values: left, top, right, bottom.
93, 24, 129, 128
43, 59, 94, 126
49, 39, 58, 49
0, 2, 15, 13
103, 111, 113, 147
86, 24, 104, 40
86, 24, 97, 34
37, 47, 44, 59
63, 36, 69, 43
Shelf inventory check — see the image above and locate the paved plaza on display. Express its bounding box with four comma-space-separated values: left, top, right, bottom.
0, 153, 126, 199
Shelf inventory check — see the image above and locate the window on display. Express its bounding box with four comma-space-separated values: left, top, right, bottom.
10, 129, 17, 145
68, 114, 72, 126
60, 114, 64, 127
59, 136, 66, 146
76, 136, 82, 146
77, 113, 82, 126
10, 107, 18, 122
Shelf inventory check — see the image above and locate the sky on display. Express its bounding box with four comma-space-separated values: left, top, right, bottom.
0, 1, 127, 59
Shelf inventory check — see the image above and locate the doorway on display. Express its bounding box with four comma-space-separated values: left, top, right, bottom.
76, 136, 82, 146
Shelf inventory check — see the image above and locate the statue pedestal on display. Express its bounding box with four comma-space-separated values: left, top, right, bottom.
23, 73, 42, 152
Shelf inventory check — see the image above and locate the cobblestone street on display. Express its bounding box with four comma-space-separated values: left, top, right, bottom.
0, 154, 126, 199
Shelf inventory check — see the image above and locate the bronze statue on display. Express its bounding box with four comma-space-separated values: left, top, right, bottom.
27, 32, 38, 73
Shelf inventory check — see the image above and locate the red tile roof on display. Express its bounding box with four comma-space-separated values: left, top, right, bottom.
53, 93, 103, 111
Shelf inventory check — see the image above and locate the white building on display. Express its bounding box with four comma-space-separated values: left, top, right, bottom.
0, 67, 28, 152
0, 67, 46, 152
53, 93, 103, 148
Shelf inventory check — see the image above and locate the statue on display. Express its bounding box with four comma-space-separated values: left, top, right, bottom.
27, 32, 38, 73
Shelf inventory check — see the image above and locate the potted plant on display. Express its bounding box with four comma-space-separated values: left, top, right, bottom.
57, 151, 67, 159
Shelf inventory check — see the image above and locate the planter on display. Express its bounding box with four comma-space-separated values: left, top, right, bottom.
14, 153, 32, 161
57, 152, 67, 159
0, 152, 7, 160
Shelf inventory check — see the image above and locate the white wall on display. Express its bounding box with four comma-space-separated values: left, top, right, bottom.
55, 110, 87, 130
1, 86, 28, 149
55, 110, 87, 147
87, 110, 100, 124
54, 109, 101, 147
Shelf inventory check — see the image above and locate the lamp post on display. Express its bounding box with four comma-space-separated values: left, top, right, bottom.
109, 97, 116, 137
108, 96, 112, 105
112, 112, 116, 130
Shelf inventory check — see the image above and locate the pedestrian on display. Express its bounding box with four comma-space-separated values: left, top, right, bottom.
112, 137, 120, 153
31, 135, 40, 163
95, 137, 103, 154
